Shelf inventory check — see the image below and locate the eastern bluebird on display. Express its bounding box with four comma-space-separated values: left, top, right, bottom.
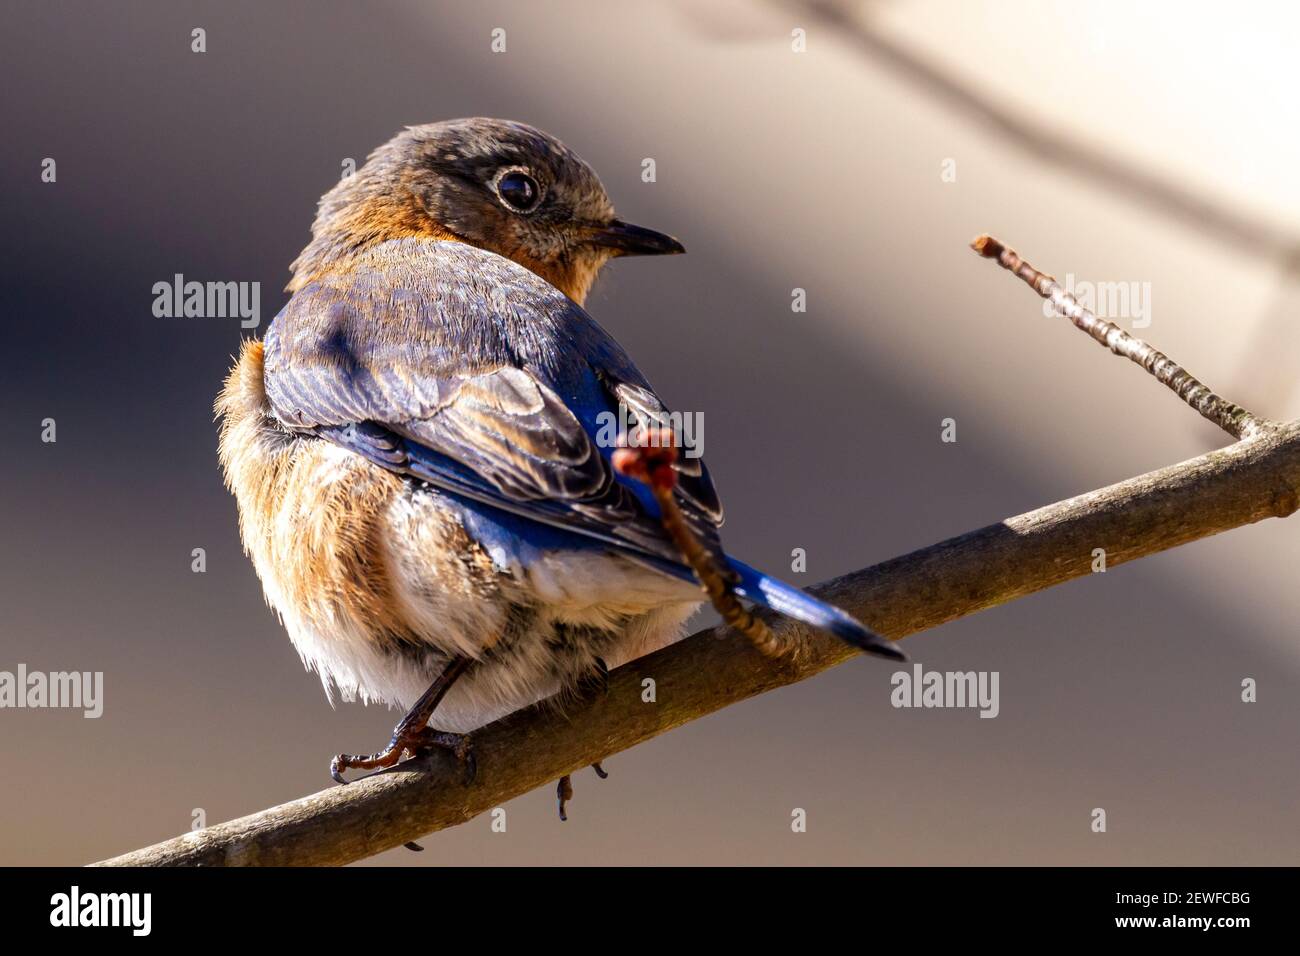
217, 118, 901, 812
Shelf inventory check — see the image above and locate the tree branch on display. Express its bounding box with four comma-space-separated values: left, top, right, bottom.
971, 235, 1266, 440
93, 240, 1300, 867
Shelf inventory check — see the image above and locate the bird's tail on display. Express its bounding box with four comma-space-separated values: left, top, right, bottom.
726, 558, 905, 661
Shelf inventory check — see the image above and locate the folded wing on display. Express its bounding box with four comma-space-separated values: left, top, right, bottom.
263, 238, 724, 568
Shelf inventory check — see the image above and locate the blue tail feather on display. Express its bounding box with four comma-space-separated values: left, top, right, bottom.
726, 558, 905, 661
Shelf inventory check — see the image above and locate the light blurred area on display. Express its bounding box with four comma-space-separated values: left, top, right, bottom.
1, 0, 1296, 865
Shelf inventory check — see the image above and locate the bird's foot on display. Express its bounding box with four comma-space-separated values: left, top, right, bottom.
329, 732, 408, 784
556, 762, 609, 821
557, 775, 574, 821
330, 726, 475, 786
330, 655, 473, 785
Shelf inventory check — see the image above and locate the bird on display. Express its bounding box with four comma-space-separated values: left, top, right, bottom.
217, 118, 902, 816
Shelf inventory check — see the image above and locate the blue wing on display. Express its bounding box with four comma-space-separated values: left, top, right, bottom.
264, 238, 724, 568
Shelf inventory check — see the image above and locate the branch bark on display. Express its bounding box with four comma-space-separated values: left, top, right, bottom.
93, 238, 1300, 867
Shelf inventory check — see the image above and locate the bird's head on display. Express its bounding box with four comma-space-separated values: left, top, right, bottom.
288, 118, 684, 305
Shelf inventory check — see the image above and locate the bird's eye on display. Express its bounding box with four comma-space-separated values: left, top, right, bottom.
496, 170, 541, 212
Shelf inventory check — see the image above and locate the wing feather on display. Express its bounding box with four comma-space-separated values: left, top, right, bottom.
263, 238, 724, 568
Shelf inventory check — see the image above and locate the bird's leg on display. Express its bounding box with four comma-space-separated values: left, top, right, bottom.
330, 655, 474, 784
612, 431, 783, 657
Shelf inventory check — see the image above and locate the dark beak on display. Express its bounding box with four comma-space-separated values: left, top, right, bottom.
588, 219, 686, 257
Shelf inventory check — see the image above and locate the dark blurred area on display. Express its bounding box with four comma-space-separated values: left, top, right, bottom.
1, 0, 1296, 865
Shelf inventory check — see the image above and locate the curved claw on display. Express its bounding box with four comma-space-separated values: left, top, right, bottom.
330, 757, 350, 785
557, 774, 574, 821
327, 656, 473, 790
592, 761, 609, 779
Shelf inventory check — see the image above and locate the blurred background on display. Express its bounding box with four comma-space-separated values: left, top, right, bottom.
2, 0, 1297, 865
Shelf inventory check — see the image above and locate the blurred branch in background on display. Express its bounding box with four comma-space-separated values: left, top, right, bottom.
781, 1, 1300, 410
94, 238, 1300, 867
